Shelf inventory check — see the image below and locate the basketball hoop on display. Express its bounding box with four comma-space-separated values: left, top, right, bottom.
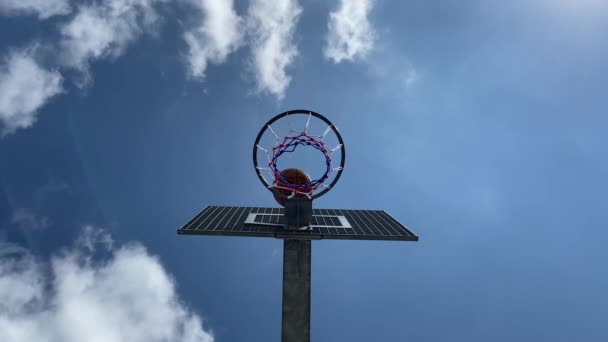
253, 110, 346, 203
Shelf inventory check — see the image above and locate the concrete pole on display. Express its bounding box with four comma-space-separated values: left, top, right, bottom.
282, 239, 311, 342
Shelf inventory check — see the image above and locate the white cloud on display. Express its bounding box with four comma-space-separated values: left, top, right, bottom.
324, 0, 375, 63
0, 49, 63, 136
0, 226, 214, 342
59, 0, 167, 76
246, 0, 302, 99
183, 0, 243, 79
0, 0, 71, 19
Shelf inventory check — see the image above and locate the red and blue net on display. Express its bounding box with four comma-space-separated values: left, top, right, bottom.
269, 132, 332, 195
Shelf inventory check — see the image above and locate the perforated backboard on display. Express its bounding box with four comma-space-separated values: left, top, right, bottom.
178, 206, 418, 241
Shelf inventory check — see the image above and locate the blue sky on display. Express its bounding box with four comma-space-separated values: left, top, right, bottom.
1, 0, 608, 341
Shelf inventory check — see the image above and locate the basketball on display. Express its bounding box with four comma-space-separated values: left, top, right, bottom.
273, 168, 312, 206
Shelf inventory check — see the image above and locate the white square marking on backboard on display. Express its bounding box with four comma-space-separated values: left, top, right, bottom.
244, 213, 352, 229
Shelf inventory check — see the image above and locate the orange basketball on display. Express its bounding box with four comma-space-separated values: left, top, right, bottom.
273, 168, 312, 206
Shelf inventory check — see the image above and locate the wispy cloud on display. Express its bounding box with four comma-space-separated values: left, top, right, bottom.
324, 0, 375, 63
1, 0, 170, 136
0, 226, 214, 342
11, 208, 50, 232
59, 0, 167, 81
366, 46, 418, 93
0, 0, 71, 19
37, 178, 69, 195
0, 48, 63, 136
183, 0, 244, 79
246, 0, 302, 99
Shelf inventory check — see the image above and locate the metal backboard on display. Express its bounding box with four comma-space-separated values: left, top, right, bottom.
178, 206, 418, 241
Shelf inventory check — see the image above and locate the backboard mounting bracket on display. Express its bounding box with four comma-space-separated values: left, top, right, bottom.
284, 198, 313, 230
